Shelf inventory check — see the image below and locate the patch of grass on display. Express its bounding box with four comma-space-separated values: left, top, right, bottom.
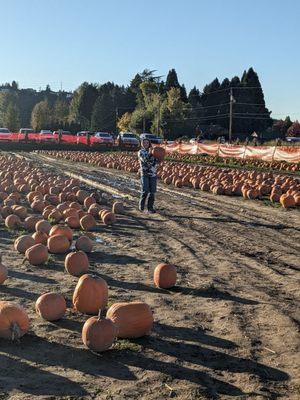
114, 339, 141, 352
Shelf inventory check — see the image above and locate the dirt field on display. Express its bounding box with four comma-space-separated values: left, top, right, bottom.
0, 152, 299, 400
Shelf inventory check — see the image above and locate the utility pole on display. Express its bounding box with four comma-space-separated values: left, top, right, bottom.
157, 98, 161, 136
229, 88, 234, 143
115, 107, 119, 133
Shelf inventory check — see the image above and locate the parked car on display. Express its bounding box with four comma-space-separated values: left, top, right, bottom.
53, 130, 72, 136
0, 128, 11, 140
19, 128, 34, 134
286, 137, 300, 143
76, 131, 91, 137
117, 132, 140, 148
39, 130, 55, 142
76, 131, 92, 145
93, 132, 114, 147
140, 133, 163, 144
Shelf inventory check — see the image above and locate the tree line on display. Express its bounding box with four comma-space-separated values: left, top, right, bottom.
0, 69, 299, 139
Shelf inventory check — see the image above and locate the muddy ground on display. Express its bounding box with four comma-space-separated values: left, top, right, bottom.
0, 152, 299, 400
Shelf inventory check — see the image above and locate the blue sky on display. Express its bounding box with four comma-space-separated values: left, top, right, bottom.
1, 0, 299, 119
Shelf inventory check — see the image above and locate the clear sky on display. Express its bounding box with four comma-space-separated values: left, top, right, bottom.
1, 0, 299, 119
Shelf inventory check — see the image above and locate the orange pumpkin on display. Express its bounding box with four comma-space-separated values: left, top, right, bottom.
65, 215, 80, 228
25, 244, 49, 265
102, 212, 116, 225
5, 214, 21, 229
280, 194, 296, 208
73, 274, 108, 314
24, 215, 42, 232
151, 146, 166, 161
153, 263, 177, 288
49, 225, 73, 242
106, 302, 153, 338
14, 235, 35, 254
80, 214, 96, 231
47, 209, 62, 223
35, 293, 66, 321
0, 301, 29, 340
47, 234, 70, 254
35, 220, 52, 235
32, 231, 48, 245
75, 236, 93, 253
82, 310, 117, 352
65, 251, 89, 276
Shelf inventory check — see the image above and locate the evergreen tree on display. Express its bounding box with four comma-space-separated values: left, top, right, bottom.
188, 86, 201, 107
31, 100, 52, 131
91, 93, 115, 132
69, 82, 98, 129
4, 102, 20, 131
165, 69, 180, 90
287, 120, 300, 137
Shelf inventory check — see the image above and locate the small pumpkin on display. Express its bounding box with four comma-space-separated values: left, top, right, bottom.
32, 231, 48, 245
35, 293, 66, 321
80, 214, 96, 231
280, 194, 296, 208
73, 274, 108, 314
24, 215, 42, 232
14, 235, 35, 254
48, 209, 62, 223
75, 236, 93, 253
47, 234, 70, 254
5, 214, 21, 229
82, 310, 116, 352
25, 243, 48, 265
153, 263, 177, 288
35, 220, 52, 235
112, 201, 124, 214
65, 251, 89, 277
49, 225, 73, 242
65, 215, 80, 228
106, 301, 153, 338
102, 212, 116, 225
0, 301, 29, 340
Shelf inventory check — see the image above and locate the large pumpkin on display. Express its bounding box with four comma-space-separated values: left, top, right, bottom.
73, 274, 108, 314
14, 235, 35, 254
49, 225, 73, 242
47, 234, 70, 254
75, 236, 93, 252
153, 263, 177, 288
82, 310, 117, 352
106, 302, 153, 338
0, 301, 29, 340
35, 293, 66, 321
65, 251, 89, 277
25, 244, 48, 265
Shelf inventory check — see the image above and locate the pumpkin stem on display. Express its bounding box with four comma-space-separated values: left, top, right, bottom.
97, 309, 102, 321
21, 257, 27, 265
11, 322, 21, 342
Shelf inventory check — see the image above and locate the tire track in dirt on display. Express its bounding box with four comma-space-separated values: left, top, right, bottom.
24, 152, 300, 399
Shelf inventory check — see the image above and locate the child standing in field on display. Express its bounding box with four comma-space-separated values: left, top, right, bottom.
138, 139, 158, 213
